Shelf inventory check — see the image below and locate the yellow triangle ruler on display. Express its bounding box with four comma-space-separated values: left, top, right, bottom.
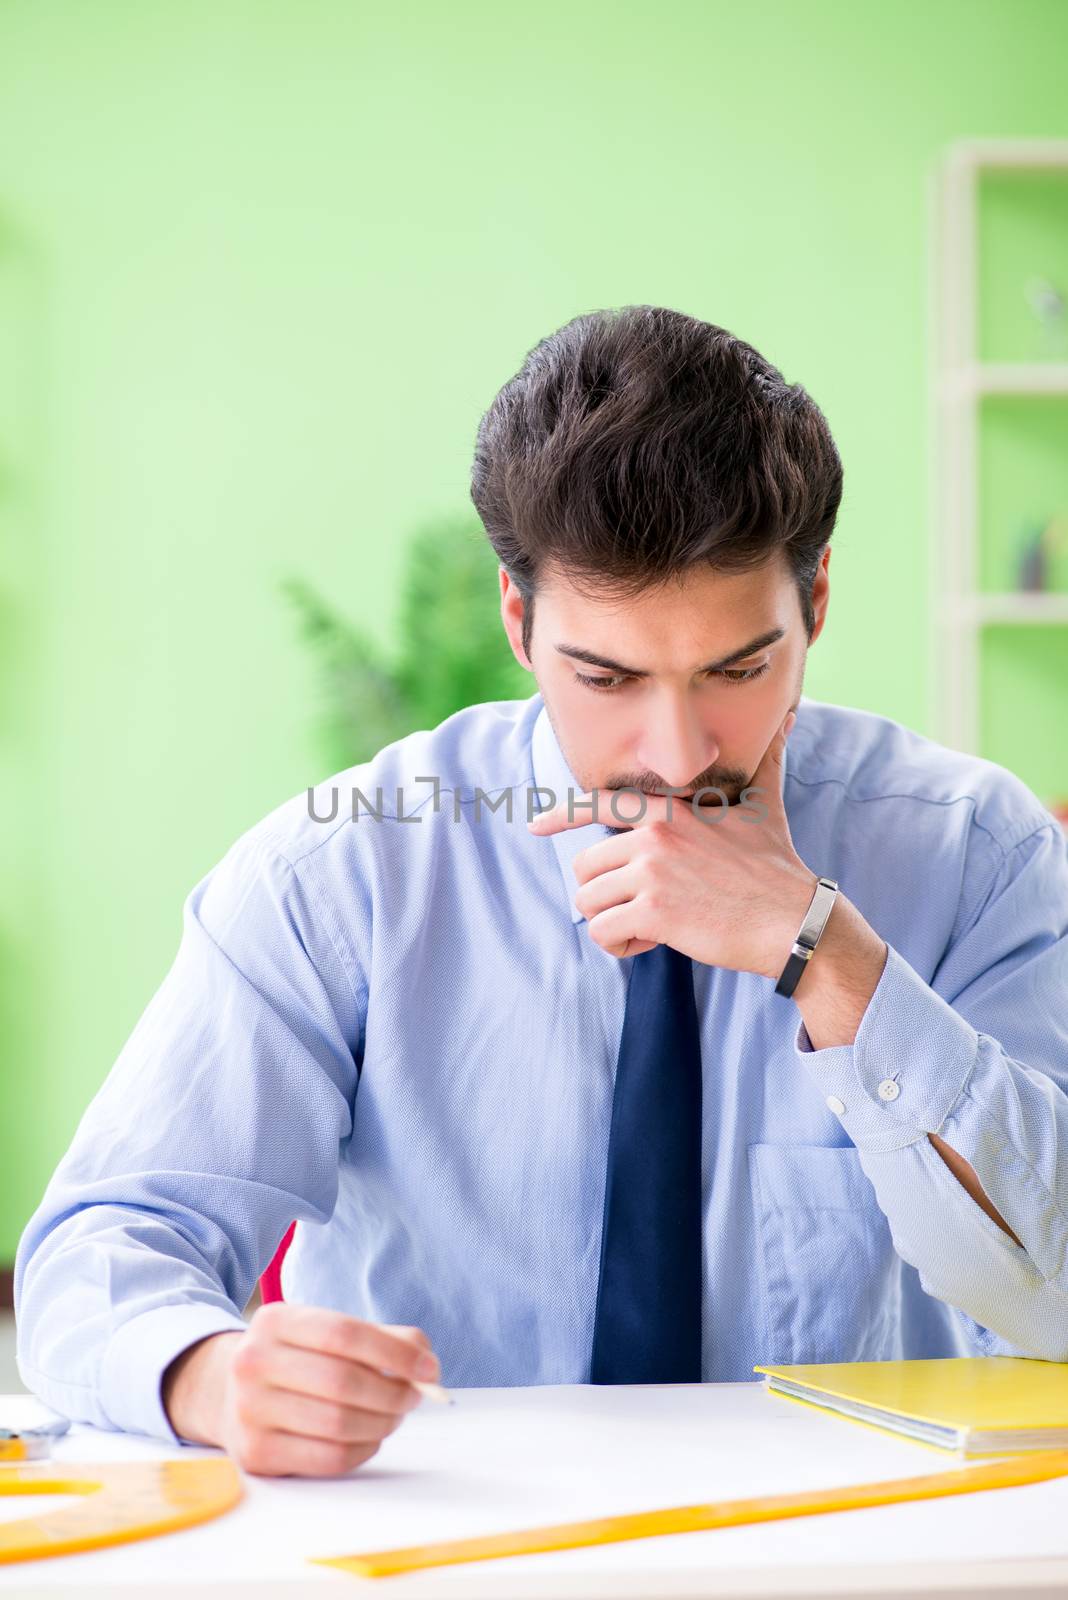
0, 1457, 243, 1565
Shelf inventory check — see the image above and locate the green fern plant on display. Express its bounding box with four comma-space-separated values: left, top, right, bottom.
281, 513, 532, 770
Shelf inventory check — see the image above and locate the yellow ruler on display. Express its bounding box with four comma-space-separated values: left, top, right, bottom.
0, 1457, 243, 1565
5, 1443, 1067, 1576
313, 1448, 1068, 1579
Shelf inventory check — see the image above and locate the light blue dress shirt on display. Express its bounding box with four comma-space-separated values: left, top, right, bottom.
15, 691, 1068, 1444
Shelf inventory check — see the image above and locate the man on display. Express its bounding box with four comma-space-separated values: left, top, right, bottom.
16, 305, 1068, 1481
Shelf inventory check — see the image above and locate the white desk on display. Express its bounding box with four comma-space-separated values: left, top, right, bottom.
2, 1383, 1068, 1598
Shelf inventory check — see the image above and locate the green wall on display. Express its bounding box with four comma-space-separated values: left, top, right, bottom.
2, 0, 1068, 1258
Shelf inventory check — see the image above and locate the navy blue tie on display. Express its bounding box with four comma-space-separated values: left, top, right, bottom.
590, 940, 704, 1383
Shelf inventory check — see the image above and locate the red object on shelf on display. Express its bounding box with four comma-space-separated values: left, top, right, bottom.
260, 1222, 296, 1304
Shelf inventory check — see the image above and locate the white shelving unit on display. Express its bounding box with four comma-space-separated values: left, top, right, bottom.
930, 139, 1068, 760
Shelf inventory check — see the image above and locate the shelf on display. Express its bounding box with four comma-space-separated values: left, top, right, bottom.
941, 364, 1068, 399
951, 593, 1068, 625
944, 139, 1068, 172
934, 141, 1068, 782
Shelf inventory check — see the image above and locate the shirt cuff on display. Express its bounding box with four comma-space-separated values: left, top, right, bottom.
792, 940, 980, 1154
98, 1302, 249, 1444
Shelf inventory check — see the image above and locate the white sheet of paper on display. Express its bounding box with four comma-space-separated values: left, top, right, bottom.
2, 1383, 1068, 1589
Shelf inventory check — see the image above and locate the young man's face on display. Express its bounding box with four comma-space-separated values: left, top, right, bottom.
500, 549, 829, 806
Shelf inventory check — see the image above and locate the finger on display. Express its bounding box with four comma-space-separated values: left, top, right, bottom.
526, 795, 603, 836
241, 1386, 407, 1446
745, 712, 795, 816
595, 932, 659, 958
602, 935, 659, 959
572, 794, 707, 887
528, 790, 675, 836
257, 1345, 422, 1416
380, 1323, 433, 1348
239, 1429, 381, 1479
379, 1324, 436, 1366
587, 901, 656, 957
574, 863, 639, 924
375, 1327, 441, 1383
267, 1307, 439, 1382
571, 831, 636, 888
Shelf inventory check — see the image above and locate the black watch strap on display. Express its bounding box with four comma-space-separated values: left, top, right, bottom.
774, 877, 839, 999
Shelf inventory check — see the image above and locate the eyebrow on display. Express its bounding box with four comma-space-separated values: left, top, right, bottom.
554, 626, 787, 678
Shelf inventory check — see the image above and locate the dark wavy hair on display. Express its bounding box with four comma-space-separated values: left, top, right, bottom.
470, 305, 843, 661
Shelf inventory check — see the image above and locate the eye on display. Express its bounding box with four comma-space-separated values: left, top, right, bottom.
574, 662, 771, 693
718, 662, 771, 685
574, 671, 631, 692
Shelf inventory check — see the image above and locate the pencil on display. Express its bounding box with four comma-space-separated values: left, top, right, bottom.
412, 1379, 454, 1405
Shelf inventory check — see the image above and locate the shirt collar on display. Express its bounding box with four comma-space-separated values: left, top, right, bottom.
529, 696, 793, 925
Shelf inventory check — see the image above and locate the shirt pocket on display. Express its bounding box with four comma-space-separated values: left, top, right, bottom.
748, 1142, 900, 1366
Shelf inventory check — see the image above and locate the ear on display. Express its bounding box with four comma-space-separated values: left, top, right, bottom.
499, 567, 533, 671
807, 547, 831, 647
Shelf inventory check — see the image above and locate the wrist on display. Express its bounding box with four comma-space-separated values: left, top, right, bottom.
792, 892, 886, 1000
752, 869, 815, 981
162, 1329, 244, 1445
791, 892, 889, 1047
790, 888, 846, 1001
768, 869, 833, 990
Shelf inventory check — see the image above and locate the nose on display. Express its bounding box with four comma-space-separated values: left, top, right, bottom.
637, 693, 718, 791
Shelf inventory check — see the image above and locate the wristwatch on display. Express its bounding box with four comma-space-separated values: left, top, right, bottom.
774, 877, 839, 998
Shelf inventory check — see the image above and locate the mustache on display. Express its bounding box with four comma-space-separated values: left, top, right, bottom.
605, 770, 751, 801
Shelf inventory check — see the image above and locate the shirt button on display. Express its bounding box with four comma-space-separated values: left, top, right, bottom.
826, 1095, 846, 1115
877, 1078, 901, 1102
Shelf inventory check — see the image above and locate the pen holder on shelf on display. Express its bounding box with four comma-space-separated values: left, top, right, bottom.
1014, 514, 1068, 594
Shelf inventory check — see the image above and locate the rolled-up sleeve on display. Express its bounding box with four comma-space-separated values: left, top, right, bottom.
14, 825, 365, 1443
792, 819, 1068, 1359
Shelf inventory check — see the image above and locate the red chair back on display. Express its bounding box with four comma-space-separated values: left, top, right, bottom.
260, 1221, 296, 1304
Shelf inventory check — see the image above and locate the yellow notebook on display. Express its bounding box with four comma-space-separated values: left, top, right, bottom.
754, 1356, 1068, 1455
